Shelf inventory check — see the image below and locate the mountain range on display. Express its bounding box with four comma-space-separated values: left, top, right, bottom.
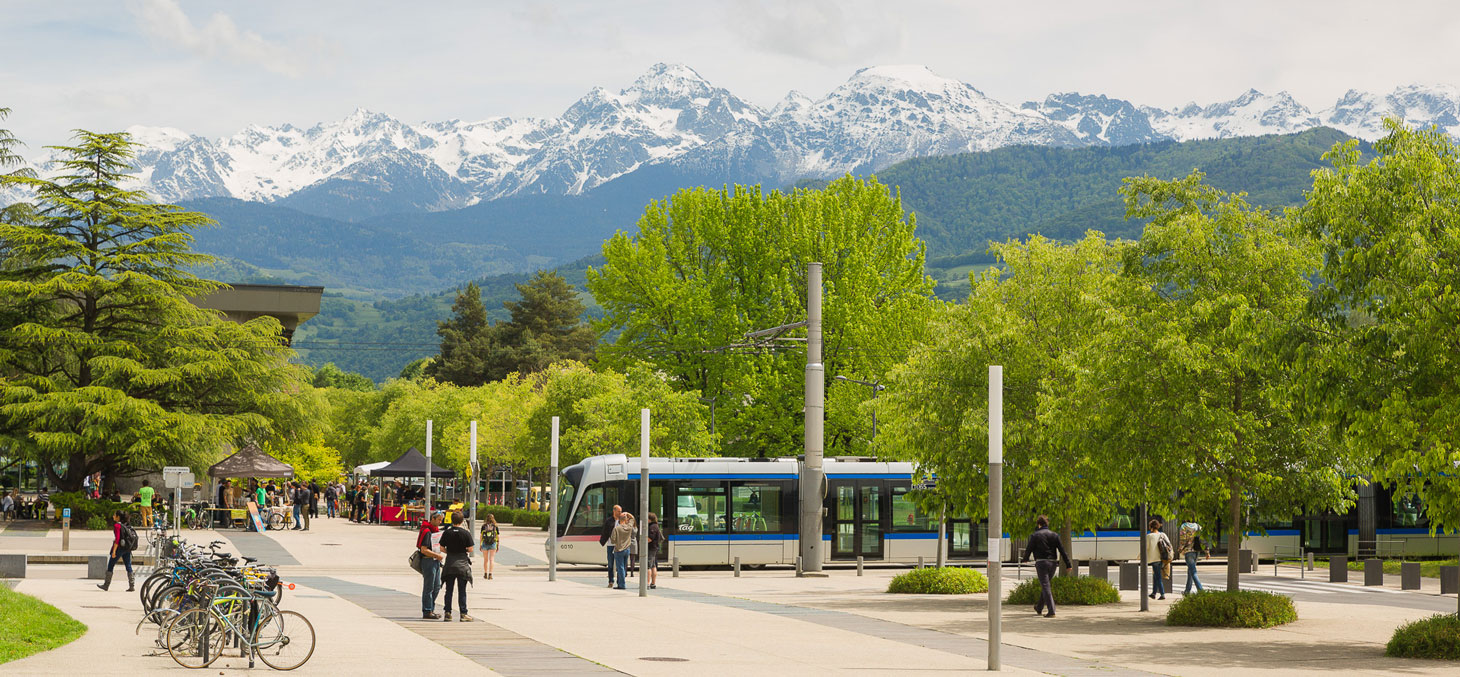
7, 64, 1454, 223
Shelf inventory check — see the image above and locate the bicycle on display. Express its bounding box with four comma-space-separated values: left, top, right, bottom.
166, 577, 314, 670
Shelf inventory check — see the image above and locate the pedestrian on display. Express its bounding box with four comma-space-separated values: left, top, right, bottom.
1178, 522, 1209, 595
301, 482, 313, 531
440, 510, 475, 622
96, 510, 137, 592
1, 490, 12, 522
138, 479, 154, 528
1146, 519, 1173, 600
646, 513, 662, 590
418, 511, 446, 619
478, 513, 500, 580
1020, 515, 1072, 618
309, 481, 321, 519
289, 482, 303, 530
597, 504, 623, 587
611, 512, 635, 590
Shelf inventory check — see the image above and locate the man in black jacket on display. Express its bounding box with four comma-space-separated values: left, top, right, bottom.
597, 504, 622, 588
1020, 515, 1072, 618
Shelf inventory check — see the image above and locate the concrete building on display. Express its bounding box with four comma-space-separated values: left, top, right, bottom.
191, 283, 324, 345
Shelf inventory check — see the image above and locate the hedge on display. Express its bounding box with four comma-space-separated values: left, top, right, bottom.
44, 492, 134, 529
475, 505, 551, 530
1386, 614, 1460, 660
1005, 575, 1121, 606
1165, 590, 1297, 628
887, 567, 989, 594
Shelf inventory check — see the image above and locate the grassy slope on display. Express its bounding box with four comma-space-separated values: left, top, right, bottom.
0, 586, 87, 664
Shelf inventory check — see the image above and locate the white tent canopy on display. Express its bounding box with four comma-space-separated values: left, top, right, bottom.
352, 461, 389, 476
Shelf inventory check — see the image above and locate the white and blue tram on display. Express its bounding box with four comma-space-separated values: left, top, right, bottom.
547, 454, 1455, 567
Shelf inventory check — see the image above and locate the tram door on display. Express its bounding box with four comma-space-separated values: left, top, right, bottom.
828, 480, 885, 560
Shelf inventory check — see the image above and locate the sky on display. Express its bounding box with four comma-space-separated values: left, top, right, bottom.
4, 0, 1460, 153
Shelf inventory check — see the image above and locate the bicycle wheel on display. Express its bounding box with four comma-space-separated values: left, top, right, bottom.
139, 571, 171, 611
254, 609, 315, 670
167, 608, 227, 669
268, 512, 285, 530
199, 510, 214, 530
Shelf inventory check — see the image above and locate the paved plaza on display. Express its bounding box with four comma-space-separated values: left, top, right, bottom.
3, 517, 1458, 675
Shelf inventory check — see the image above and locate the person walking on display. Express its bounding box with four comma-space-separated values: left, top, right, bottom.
611, 512, 635, 590
418, 511, 445, 619
1146, 519, 1173, 600
598, 504, 622, 588
1, 490, 12, 522
290, 482, 304, 530
480, 514, 501, 580
301, 483, 313, 531
138, 480, 155, 528
1178, 522, 1209, 595
440, 510, 475, 622
97, 510, 137, 592
308, 481, 321, 519
646, 513, 663, 590
1019, 515, 1072, 618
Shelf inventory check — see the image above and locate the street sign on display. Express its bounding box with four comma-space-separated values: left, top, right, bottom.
163, 468, 195, 489
62, 508, 71, 518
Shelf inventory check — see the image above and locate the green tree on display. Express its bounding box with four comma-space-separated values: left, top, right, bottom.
425, 282, 495, 386
880, 233, 1137, 567
484, 270, 595, 380
0, 131, 313, 491
1299, 121, 1460, 609
588, 176, 936, 456
310, 362, 376, 391
268, 439, 344, 484
1094, 172, 1358, 591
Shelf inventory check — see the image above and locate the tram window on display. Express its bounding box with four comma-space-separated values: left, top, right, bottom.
731, 483, 783, 532
568, 485, 621, 536
891, 487, 931, 531
556, 481, 576, 528
676, 483, 726, 533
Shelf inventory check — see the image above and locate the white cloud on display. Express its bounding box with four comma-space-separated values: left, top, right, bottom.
727, 0, 904, 65
129, 0, 305, 77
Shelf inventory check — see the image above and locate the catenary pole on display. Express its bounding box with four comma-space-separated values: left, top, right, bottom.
549, 416, 559, 582
988, 365, 1003, 671
640, 409, 650, 597
1139, 502, 1149, 612
425, 419, 433, 521
469, 421, 478, 535
801, 262, 826, 572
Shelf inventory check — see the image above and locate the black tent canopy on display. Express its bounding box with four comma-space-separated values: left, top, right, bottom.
371, 447, 453, 478
208, 442, 294, 479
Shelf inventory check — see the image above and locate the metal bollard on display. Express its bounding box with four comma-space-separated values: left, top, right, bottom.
1401, 562, 1421, 590
734, 557, 741, 578
1089, 560, 1109, 581
1440, 565, 1459, 594
918, 556, 925, 570
795, 555, 803, 578
857, 556, 863, 576
1306, 552, 1315, 571
1330, 555, 1348, 583
1118, 561, 1139, 590
672, 557, 680, 578
1364, 558, 1384, 586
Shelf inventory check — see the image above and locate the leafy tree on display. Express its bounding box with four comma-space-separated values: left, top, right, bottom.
369, 379, 469, 472
310, 362, 375, 391
398, 357, 432, 381
484, 270, 595, 380
1299, 121, 1460, 595
268, 440, 344, 484
426, 282, 495, 386
1093, 172, 1359, 591
879, 233, 1138, 568
588, 176, 936, 456
0, 131, 313, 491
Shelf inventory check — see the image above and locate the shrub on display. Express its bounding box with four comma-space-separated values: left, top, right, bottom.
513, 510, 551, 530
1165, 590, 1297, 628
887, 567, 989, 594
1005, 575, 1121, 606
45, 492, 129, 527
1386, 614, 1460, 660
84, 515, 108, 530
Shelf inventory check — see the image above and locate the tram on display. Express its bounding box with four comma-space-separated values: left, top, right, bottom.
547, 454, 1455, 567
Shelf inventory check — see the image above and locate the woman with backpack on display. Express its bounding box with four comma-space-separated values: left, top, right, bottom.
480, 514, 500, 580
1145, 519, 1174, 600
97, 510, 137, 592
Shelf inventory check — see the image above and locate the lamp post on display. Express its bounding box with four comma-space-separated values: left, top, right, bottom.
833, 375, 885, 441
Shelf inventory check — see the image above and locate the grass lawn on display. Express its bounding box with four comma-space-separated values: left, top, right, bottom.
1326, 558, 1459, 578
0, 586, 87, 664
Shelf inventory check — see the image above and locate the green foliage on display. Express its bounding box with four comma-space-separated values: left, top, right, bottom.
1005, 575, 1120, 605
1344, 559, 1457, 578
886, 567, 988, 594
1165, 591, 1297, 628
0, 586, 87, 664
880, 233, 1137, 534
1299, 121, 1460, 533
43, 492, 128, 526
428, 283, 494, 386
84, 515, 107, 530
427, 271, 595, 386
267, 440, 344, 484
0, 130, 315, 491
589, 176, 936, 456
475, 505, 550, 529
309, 363, 375, 391
1386, 614, 1460, 660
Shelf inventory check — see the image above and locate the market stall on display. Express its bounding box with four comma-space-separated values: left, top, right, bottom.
207, 442, 294, 529
369, 447, 453, 525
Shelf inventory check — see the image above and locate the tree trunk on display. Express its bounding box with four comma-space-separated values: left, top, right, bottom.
1227, 489, 1243, 592
1059, 517, 1074, 576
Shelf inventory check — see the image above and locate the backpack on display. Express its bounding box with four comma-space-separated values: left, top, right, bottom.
1157, 534, 1172, 561
120, 523, 139, 552
482, 525, 498, 548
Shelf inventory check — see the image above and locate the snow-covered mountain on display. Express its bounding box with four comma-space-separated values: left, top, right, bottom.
12, 64, 1460, 220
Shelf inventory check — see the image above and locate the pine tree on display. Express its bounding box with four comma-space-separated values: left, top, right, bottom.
0, 131, 313, 491
484, 271, 595, 381
426, 282, 496, 386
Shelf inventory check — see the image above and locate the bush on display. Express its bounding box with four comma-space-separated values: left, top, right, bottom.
473, 505, 550, 529
84, 515, 108, 530
1165, 590, 1297, 628
512, 510, 551, 530
1005, 575, 1121, 606
887, 567, 989, 594
45, 492, 129, 527
1386, 614, 1460, 660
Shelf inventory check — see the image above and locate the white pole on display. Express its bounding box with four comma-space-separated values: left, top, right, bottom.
469, 420, 478, 534
988, 365, 1003, 672
639, 408, 650, 597
801, 262, 825, 572
549, 416, 559, 582
425, 419, 433, 523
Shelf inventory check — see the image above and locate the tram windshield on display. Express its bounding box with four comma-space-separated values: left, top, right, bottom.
556, 478, 576, 528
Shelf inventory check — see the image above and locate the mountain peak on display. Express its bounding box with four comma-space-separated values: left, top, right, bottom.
624, 63, 715, 102
849, 65, 960, 91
